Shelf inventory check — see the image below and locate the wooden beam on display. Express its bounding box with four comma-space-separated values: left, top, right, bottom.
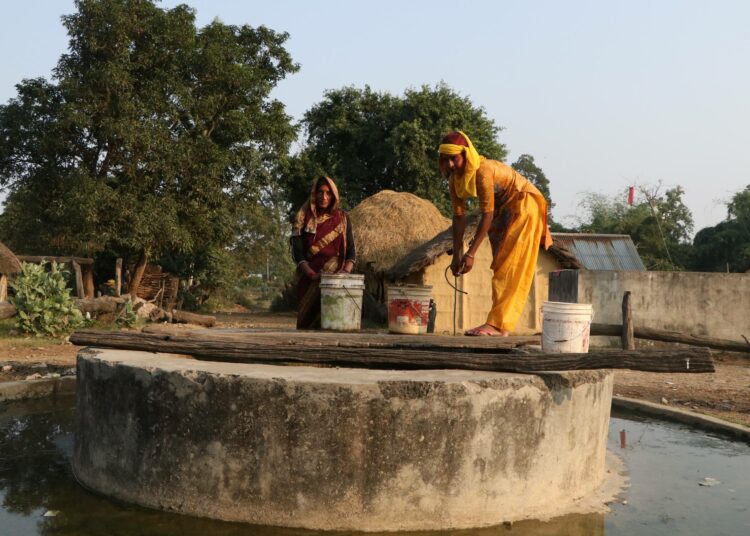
138, 325, 539, 351
621, 291, 634, 350
69, 330, 714, 373
591, 323, 750, 354
17, 255, 94, 265
72, 260, 85, 299
0, 275, 7, 302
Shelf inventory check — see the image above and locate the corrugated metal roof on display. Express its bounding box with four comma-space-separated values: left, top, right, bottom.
551, 233, 646, 271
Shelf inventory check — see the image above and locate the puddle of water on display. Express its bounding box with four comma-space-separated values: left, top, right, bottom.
0, 398, 748, 535
605, 408, 750, 535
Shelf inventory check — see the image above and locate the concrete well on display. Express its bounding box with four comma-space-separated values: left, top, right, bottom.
73, 348, 614, 531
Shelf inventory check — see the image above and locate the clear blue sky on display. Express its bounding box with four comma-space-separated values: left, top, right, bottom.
2, 0, 749, 233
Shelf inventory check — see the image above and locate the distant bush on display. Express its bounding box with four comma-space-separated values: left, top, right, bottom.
9, 261, 86, 337
269, 280, 297, 312
115, 300, 138, 328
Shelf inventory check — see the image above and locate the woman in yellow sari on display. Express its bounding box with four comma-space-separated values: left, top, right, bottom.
438, 131, 553, 336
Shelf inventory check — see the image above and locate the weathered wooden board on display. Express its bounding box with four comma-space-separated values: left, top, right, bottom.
70, 329, 713, 373
140, 325, 539, 351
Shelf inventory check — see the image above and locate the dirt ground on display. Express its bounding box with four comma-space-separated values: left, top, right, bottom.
1, 311, 748, 427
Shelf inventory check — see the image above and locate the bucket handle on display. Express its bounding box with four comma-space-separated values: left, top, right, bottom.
343, 286, 362, 313
542, 322, 591, 345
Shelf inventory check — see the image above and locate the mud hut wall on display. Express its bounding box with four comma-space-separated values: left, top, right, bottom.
416, 245, 563, 335
421, 257, 461, 334
418, 240, 494, 334
576, 270, 750, 340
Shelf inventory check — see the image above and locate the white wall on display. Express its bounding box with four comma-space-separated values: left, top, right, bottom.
576, 271, 750, 340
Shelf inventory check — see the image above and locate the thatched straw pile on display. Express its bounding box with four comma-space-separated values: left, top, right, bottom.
349, 190, 450, 273
0, 241, 21, 275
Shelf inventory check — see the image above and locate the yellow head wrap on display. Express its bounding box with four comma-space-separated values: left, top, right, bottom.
438, 130, 484, 199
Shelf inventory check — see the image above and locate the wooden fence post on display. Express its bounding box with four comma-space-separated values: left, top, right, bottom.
621, 291, 635, 350
0, 275, 7, 302
72, 260, 85, 299
115, 258, 123, 297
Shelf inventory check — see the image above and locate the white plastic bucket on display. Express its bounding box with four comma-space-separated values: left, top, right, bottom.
541, 301, 594, 353
386, 285, 432, 335
319, 273, 365, 331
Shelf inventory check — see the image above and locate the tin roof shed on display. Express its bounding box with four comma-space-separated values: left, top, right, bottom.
550, 233, 646, 271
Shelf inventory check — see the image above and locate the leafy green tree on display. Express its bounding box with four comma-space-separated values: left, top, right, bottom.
510, 152, 562, 229
0, 0, 298, 296
575, 184, 694, 270
285, 83, 506, 215
511, 154, 553, 207
691, 185, 750, 272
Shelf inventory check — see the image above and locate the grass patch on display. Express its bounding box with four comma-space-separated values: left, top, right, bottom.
0, 319, 68, 348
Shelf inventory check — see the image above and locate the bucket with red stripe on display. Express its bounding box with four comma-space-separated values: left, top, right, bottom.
386, 285, 432, 335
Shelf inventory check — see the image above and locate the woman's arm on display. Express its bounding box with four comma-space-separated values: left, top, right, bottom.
460, 169, 495, 274
451, 215, 466, 276
291, 235, 318, 279
460, 212, 493, 274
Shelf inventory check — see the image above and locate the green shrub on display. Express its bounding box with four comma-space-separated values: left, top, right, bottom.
115, 300, 139, 328
9, 261, 86, 337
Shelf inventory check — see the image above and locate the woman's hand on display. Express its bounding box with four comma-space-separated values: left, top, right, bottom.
338, 260, 354, 274
461, 253, 475, 274
300, 262, 319, 280
450, 254, 463, 277
450, 253, 474, 276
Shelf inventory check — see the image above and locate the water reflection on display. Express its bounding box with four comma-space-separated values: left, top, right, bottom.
1, 399, 748, 536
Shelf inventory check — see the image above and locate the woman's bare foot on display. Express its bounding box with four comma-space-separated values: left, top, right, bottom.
465, 324, 510, 336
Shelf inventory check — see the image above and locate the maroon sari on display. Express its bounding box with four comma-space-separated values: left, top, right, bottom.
292, 176, 349, 329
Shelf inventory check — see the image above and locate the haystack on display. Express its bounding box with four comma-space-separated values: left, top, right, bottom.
349, 190, 450, 323
0, 241, 21, 276
0, 241, 21, 303
350, 190, 450, 273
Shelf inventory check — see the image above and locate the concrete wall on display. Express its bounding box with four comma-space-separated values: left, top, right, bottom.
575, 271, 750, 340
74, 349, 614, 531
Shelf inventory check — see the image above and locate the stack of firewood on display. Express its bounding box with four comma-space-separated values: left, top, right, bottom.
136, 265, 179, 310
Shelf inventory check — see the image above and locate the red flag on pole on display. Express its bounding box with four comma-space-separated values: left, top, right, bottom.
627, 186, 635, 206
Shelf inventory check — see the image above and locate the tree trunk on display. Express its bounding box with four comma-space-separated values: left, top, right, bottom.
69, 330, 714, 374
591, 323, 750, 354
128, 251, 148, 298
621, 291, 635, 350
115, 258, 123, 297
83, 265, 95, 298
170, 309, 216, 327
74, 296, 130, 314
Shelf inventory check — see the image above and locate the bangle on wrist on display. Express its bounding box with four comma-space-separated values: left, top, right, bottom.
464, 253, 474, 259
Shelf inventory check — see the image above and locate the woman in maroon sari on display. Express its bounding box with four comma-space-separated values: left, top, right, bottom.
291, 176, 356, 329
